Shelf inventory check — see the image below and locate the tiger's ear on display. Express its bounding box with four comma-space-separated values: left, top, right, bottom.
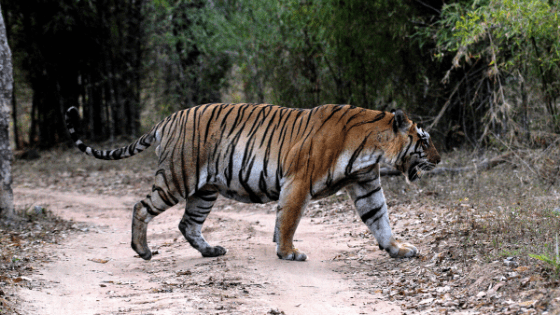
391, 109, 411, 133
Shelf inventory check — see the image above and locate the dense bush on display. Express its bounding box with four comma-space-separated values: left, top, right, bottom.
4, 0, 559, 149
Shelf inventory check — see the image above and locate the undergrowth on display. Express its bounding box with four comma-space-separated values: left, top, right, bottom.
0, 207, 74, 314
383, 147, 560, 280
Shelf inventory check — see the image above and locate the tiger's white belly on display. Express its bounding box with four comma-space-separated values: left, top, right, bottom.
202, 156, 281, 204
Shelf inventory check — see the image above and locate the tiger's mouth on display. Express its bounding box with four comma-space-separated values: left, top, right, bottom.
407, 161, 421, 182
406, 160, 437, 182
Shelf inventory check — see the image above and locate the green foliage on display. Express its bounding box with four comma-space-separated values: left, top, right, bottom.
426, 0, 560, 136
213, 0, 427, 110
453, 0, 560, 72
529, 234, 560, 274
8, 0, 560, 148
143, 0, 231, 114
529, 253, 560, 274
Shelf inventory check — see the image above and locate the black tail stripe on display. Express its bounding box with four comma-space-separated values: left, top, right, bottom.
65, 106, 154, 161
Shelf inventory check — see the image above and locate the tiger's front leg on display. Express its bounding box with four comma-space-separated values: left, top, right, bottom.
346, 176, 418, 258
274, 181, 310, 261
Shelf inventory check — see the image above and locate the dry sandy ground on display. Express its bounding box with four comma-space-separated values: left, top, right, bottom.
13, 187, 404, 315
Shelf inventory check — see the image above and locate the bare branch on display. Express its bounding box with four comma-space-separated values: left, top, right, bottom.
380, 152, 513, 178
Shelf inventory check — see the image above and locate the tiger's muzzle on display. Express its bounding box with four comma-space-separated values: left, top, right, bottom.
398, 154, 440, 182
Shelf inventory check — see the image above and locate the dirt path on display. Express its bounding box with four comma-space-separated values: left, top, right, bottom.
14, 188, 401, 315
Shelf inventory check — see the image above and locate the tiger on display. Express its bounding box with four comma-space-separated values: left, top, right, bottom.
65, 103, 440, 261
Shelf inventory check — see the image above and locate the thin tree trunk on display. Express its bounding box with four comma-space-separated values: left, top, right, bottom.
0, 3, 14, 218
11, 84, 19, 149
521, 80, 530, 143
29, 91, 37, 145
4, 8, 19, 150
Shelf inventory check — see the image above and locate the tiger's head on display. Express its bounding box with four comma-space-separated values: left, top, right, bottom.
391, 109, 441, 182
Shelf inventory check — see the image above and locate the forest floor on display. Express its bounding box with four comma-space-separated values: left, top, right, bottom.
1, 144, 560, 314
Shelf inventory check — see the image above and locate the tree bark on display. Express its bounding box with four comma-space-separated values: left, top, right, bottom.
0, 4, 14, 218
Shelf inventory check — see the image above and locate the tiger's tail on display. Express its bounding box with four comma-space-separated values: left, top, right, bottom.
65, 106, 156, 160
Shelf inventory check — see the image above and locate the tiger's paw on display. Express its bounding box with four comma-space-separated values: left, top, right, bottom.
385, 240, 418, 258
132, 242, 152, 260
200, 246, 228, 257
276, 246, 307, 261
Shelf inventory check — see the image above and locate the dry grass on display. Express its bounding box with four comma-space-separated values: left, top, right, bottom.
385, 148, 560, 275
370, 148, 560, 313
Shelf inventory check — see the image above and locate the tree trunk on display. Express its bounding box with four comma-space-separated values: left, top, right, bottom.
11, 84, 19, 149
0, 3, 14, 218
3, 9, 20, 150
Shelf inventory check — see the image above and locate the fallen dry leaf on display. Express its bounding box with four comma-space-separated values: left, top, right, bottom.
515, 266, 530, 272
176, 270, 192, 276
518, 300, 537, 307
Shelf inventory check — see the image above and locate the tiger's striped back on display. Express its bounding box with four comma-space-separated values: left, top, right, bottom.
149, 103, 407, 203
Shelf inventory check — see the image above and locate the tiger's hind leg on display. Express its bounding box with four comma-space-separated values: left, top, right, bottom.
132, 185, 180, 260
178, 190, 227, 257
